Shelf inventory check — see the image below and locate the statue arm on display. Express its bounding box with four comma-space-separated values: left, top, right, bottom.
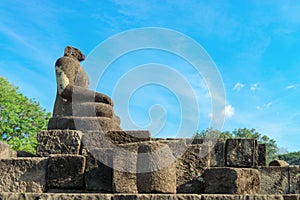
60, 85, 113, 106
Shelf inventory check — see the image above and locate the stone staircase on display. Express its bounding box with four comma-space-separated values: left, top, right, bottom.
1, 130, 300, 200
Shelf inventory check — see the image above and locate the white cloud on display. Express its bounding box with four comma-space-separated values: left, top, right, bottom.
265, 102, 272, 108
208, 104, 235, 119
223, 105, 235, 118
286, 84, 298, 89
250, 82, 259, 91
256, 102, 272, 110
232, 82, 245, 91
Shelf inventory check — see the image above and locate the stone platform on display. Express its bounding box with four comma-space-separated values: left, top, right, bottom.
2, 130, 300, 197
0, 193, 297, 200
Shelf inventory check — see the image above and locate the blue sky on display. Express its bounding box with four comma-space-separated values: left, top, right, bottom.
0, 1, 300, 152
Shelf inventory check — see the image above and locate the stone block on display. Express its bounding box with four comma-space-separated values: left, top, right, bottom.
202, 195, 284, 200
269, 160, 289, 167
165, 139, 188, 158
113, 143, 139, 193
107, 130, 151, 144
0, 193, 112, 200
82, 131, 114, 149
137, 141, 176, 193
284, 195, 300, 200
258, 144, 267, 166
82, 130, 150, 151
47, 155, 86, 188
204, 139, 225, 167
289, 166, 300, 194
49, 194, 112, 200
176, 144, 210, 194
48, 116, 121, 132
0, 142, 17, 158
84, 148, 113, 192
16, 151, 36, 157
203, 167, 260, 194
36, 130, 83, 156
113, 194, 202, 200
225, 139, 258, 167
191, 138, 203, 144
258, 166, 289, 194
0, 158, 48, 192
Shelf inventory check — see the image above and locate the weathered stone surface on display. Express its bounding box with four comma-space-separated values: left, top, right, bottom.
113, 194, 202, 200
46, 188, 87, 193
0, 193, 288, 200
151, 138, 165, 141
0, 158, 48, 192
191, 138, 203, 144
16, 151, 36, 157
147, 139, 188, 159
269, 160, 289, 167
176, 144, 210, 194
36, 130, 83, 156
84, 148, 113, 192
203, 167, 260, 194
284, 195, 300, 200
202, 194, 284, 200
289, 166, 300, 194
168, 138, 203, 145
82, 131, 114, 149
48, 116, 121, 132
172, 138, 225, 167
225, 139, 258, 167
82, 130, 151, 151
107, 130, 151, 144
204, 139, 225, 167
0, 142, 17, 158
47, 155, 86, 188
258, 166, 289, 194
258, 143, 267, 166
52, 101, 115, 118
113, 143, 139, 193
114, 115, 121, 125
165, 139, 188, 158
137, 141, 176, 193
0, 193, 112, 200
71, 102, 114, 118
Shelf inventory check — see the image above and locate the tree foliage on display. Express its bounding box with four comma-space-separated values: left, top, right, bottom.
195, 128, 279, 164
277, 151, 300, 165
0, 77, 51, 153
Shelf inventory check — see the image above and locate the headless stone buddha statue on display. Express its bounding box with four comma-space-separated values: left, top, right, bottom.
48, 46, 120, 131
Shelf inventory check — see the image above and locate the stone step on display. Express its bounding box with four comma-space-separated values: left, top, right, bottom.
48, 116, 121, 132
0, 193, 295, 200
203, 167, 260, 194
0, 158, 48, 193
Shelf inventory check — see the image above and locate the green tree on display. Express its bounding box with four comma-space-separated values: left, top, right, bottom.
0, 77, 51, 154
196, 128, 232, 140
232, 128, 278, 163
195, 127, 279, 164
